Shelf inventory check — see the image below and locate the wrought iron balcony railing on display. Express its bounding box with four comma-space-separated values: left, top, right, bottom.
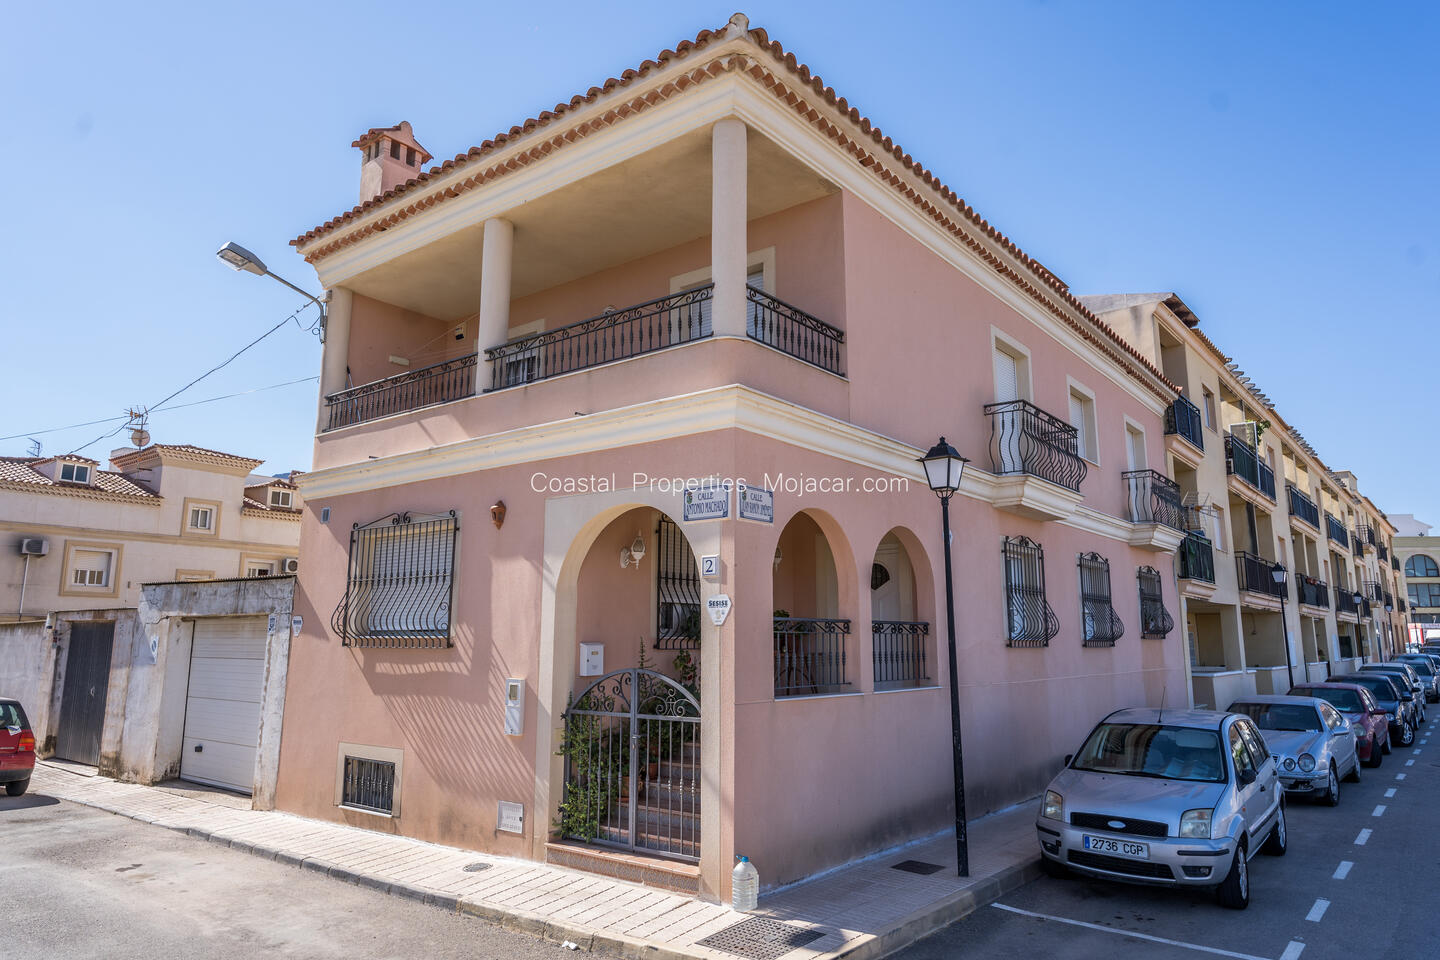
1224, 434, 1276, 500
1352, 530, 1367, 554
1326, 512, 1348, 546
324, 354, 477, 431
1298, 576, 1330, 609
487, 286, 714, 390
1164, 394, 1204, 450
1236, 551, 1284, 599
984, 399, 1087, 492
1364, 579, 1383, 602
1362, 523, 1376, 546
1336, 590, 1359, 616
1124, 469, 1186, 530
1287, 485, 1320, 528
1378, 541, 1390, 562
774, 617, 851, 697
1392, 555, 1402, 572
745, 287, 844, 374
872, 620, 930, 688
1178, 532, 1216, 584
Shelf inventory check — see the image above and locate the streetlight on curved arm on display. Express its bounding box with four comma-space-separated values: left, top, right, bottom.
918, 437, 971, 877
216, 242, 328, 339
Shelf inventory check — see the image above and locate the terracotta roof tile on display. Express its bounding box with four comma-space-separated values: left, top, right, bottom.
111, 443, 264, 471
0, 456, 159, 503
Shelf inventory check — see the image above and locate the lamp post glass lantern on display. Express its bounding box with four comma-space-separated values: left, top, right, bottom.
1271, 563, 1296, 690
917, 436, 971, 877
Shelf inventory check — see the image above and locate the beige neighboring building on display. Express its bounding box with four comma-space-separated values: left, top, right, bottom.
0, 443, 302, 618
1394, 513, 1440, 643
1084, 294, 1403, 708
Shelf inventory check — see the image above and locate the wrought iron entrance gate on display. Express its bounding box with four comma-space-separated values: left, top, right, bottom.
561, 668, 700, 861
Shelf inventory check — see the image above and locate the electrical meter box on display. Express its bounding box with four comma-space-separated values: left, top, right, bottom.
503, 678, 524, 736
579, 642, 604, 677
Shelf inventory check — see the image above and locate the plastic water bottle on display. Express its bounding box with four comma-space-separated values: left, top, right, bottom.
732, 855, 758, 911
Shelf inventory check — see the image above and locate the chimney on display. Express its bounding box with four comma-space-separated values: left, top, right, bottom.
354, 121, 432, 203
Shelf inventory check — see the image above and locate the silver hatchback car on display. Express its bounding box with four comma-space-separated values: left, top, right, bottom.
1036, 707, 1284, 909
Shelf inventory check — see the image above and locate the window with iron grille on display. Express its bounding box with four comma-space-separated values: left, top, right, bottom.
341, 756, 395, 814
1137, 566, 1174, 639
331, 511, 458, 648
1078, 553, 1124, 647
1003, 536, 1058, 647
655, 515, 700, 650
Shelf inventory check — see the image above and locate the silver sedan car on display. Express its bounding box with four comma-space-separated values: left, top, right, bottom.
1227, 696, 1359, 805
1036, 707, 1284, 910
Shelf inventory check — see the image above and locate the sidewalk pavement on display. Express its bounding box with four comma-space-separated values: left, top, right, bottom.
29, 762, 1040, 960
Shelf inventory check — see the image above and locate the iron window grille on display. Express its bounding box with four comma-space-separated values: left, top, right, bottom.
655, 515, 701, 651
773, 617, 851, 696
872, 620, 930, 688
341, 756, 395, 815
1078, 553, 1124, 647
331, 511, 458, 648
1003, 536, 1059, 648
1137, 566, 1174, 639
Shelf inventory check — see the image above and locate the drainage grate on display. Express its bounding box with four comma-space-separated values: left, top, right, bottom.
462, 862, 492, 873
697, 918, 824, 960
891, 859, 945, 875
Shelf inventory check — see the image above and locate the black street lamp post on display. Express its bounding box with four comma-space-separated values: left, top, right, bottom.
919, 437, 971, 877
1271, 562, 1295, 690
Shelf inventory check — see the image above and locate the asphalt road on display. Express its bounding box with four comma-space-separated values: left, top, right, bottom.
898, 716, 1440, 960
0, 794, 570, 960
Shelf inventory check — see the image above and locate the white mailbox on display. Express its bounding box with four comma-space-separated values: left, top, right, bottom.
579, 642, 605, 677
503, 678, 524, 736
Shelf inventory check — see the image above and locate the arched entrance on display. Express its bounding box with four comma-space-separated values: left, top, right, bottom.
560, 668, 701, 860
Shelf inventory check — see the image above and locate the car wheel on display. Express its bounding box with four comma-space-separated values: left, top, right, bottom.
1261, 801, 1287, 856
1344, 754, 1361, 783
1215, 842, 1250, 910
1382, 730, 1393, 755
1367, 736, 1384, 768
1322, 763, 1340, 807
1039, 855, 1069, 879
1400, 722, 1415, 747
5, 778, 29, 797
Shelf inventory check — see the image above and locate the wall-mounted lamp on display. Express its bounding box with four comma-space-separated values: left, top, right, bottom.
490, 500, 506, 529
620, 532, 646, 569
773, 546, 783, 570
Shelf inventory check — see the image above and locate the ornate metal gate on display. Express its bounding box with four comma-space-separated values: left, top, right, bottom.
560, 668, 700, 861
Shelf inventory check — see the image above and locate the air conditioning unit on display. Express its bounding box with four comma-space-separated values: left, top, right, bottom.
19, 538, 48, 557
281, 557, 299, 574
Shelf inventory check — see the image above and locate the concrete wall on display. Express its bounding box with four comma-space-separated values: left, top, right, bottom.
0, 619, 53, 735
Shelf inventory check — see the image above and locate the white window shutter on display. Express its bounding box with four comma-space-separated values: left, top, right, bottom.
1069, 393, 1088, 459
993, 349, 1019, 403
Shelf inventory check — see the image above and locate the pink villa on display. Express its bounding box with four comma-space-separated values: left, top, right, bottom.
276, 15, 1190, 901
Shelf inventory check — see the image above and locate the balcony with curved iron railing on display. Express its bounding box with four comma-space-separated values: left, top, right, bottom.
984, 400, 1087, 492
1124, 469, 1186, 530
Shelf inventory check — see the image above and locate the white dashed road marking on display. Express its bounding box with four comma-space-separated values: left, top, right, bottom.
1372, 805, 1387, 817
1397, 773, 1407, 780
1413, 748, 1422, 755
1333, 860, 1353, 880
1305, 898, 1330, 922
1355, 828, 1372, 845
988, 904, 1280, 960
1406, 759, 1415, 766
1385, 788, 1397, 798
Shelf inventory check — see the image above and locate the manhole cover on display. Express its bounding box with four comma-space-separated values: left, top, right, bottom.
462, 862, 492, 873
891, 859, 944, 875
697, 917, 824, 960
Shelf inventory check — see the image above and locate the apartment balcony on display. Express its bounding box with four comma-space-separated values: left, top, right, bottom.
1326, 511, 1348, 547
983, 400, 1087, 521
1298, 576, 1330, 610
319, 285, 844, 433
1361, 522, 1376, 546
1236, 551, 1284, 603
1223, 434, 1276, 501
1164, 395, 1204, 453
1178, 531, 1217, 593
1351, 530, 1368, 554
1287, 485, 1320, 530
1336, 590, 1360, 617
1378, 541, 1390, 562
1123, 469, 1188, 551
1392, 555, 1402, 572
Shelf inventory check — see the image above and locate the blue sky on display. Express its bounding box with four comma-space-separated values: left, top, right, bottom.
4, 2, 1436, 521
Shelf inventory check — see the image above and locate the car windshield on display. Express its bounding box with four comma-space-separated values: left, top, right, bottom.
1300, 688, 1364, 713
1366, 669, 1414, 689
0, 702, 25, 728
1399, 659, 1435, 676
1071, 723, 1225, 783
1229, 702, 1322, 732
1341, 675, 1398, 700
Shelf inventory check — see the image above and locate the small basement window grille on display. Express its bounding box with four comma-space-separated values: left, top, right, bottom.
1079, 553, 1124, 647
331, 511, 458, 648
1003, 536, 1058, 647
1137, 566, 1174, 639
341, 756, 395, 815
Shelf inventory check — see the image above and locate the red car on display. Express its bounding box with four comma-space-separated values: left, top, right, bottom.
0, 698, 36, 796
1289, 683, 1389, 767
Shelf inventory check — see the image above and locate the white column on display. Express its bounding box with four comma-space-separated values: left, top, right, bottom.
710, 118, 747, 338
477, 218, 515, 385
316, 286, 352, 432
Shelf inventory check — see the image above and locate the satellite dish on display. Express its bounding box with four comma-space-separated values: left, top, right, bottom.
130, 428, 150, 447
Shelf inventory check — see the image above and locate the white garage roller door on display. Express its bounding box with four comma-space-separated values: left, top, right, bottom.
181, 617, 267, 794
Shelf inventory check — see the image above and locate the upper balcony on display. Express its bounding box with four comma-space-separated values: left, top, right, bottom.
1287, 484, 1320, 530
1326, 511, 1349, 547
1223, 433, 1275, 502
982, 400, 1087, 520
1163, 394, 1204, 453
1122, 469, 1188, 551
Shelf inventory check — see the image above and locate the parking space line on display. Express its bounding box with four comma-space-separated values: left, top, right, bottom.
1305, 898, 1329, 922
1372, 805, 1386, 817
1384, 788, 1396, 798
1355, 828, 1372, 845
1395, 773, 1406, 780
1279, 944, 1306, 960
1405, 759, 1415, 766
989, 904, 1281, 960
1332, 860, 1353, 880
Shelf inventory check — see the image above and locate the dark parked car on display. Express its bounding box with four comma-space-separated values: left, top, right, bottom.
0, 698, 35, 797
1332, 674, 1415, 746
1393, 655, 1440, 701
1359, 664, 1427, 721
1288, 682, 1389, 767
